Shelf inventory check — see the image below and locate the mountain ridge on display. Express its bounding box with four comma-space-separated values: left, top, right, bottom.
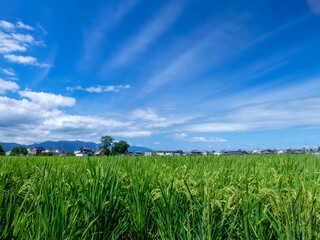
0, 141, 154, 153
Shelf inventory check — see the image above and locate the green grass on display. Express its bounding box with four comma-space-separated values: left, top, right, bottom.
0, 154, 320, 239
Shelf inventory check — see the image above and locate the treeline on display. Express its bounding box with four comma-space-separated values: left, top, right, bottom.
0, 136, 130, 156
99, 136, 130, 156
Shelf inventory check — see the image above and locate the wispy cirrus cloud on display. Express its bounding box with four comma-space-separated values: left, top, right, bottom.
186, 97, 320, 133
173, 133, 227, 143
0, 67, 16, 76
16, 21, 34, 30
67, 84, 130, 93
307, 0, 320, 14
103, 0, 185, 70
81, 0, 139, 65
141, 19, 246, 95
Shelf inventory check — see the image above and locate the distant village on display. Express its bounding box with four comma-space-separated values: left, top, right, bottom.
4, 146, 320, 156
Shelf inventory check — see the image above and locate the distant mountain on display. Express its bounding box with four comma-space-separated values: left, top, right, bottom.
128, 146, 154, 152
0, 141, 153, 153
26, 141, 100, 152
0, 142, 26, 152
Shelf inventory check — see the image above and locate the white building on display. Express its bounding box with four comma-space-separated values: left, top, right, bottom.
144, 151, 155, 156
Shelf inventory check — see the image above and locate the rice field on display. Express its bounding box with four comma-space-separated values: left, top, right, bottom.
1, 154, 320, 239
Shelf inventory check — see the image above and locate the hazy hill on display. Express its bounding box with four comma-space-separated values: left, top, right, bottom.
0, 141, 153, 153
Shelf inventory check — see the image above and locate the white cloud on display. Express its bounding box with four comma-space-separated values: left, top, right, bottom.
16, 21, 34, 30
0, 67, 16, 76
187, 98, 320, 133
105, 1, 184, 70
0, 95, 129, 144
0, 20, 15, 30
110, 131, 152, 138
19, 91, 75, 109
0, 20, 48, 68
0, 32, 27, 53
190, 136, 227, 143
173, 133, 227, 143
0, 78, 19, 94
67, 84, 130, 93
130, 108, 166, 122
0, 93, 155, 144
4, 54, 37, 64
3, 54, 49, 67
11, 33, 34, 43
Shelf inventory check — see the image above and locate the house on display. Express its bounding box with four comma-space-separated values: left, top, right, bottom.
156, 151, 166, 156
286, 149, 304, 154
165, 151, 174, 156
261, 149, 274, 154
144, 151, 155, 156
129, 151, 142, 156
29, 146, 46, 156
173, 150, 184, 156
202, 150, 210, 156
277, 149, 285, 154
74, 147, 94, 156
6, 151, 11, 156
190, 150, 202, 156
94, 147, 104, 156
43, 148, 64, 156
251, 150, 261, 155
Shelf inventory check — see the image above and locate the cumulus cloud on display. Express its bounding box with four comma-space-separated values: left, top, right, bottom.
0, 32, 27, 53
0, 20, 48, 67
19, 90, 76, 109
4, 54, 49, 67
0, 78, 19, 94
0, 89, 185, 143
67, 84, 130, 93
0, 20, 15, 30
4, 54, 37, 64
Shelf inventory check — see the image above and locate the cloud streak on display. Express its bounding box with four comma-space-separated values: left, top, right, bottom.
187, 97, 320, 133
173, 133, 227, 143
104, 0, 185, 70
67, 84, 130, 93
81, 0, 139, 64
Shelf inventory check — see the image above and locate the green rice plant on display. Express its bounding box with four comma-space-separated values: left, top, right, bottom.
0, 154, 320, 239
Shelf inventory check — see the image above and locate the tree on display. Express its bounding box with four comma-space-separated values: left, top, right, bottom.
65, 151, 75, 156
100, 136, 114, 155
111, 141, 130, 155
318, 147, 320, 152
0, 145, 5, 156
10, 146, 28, 156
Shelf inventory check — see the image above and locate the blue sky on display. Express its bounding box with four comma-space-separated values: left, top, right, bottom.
1, 0, 320, 150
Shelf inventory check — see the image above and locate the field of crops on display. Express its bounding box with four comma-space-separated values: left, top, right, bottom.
1, 155, 320, 239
